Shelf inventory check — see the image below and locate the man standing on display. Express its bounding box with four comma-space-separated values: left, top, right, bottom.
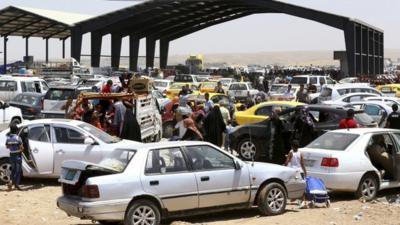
339, 109, 359, 129
386, 104, 400, 129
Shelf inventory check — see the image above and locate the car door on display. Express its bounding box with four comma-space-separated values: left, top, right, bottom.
52, 125, 103, 175
184, 145, 250, 208
141, 147, 198, 212
26, 125, 54, 174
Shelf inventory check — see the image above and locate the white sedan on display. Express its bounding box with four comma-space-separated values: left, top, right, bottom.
322, 92, 380, 106
301, 128, 400, 200
0, 119, 141, 184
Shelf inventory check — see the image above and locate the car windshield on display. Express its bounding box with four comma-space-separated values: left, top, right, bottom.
97, 149, 136, 172
78, 123, 121, 144
291, 77, 307, 84
306, 133, 359, 151
154, 81, 168, 87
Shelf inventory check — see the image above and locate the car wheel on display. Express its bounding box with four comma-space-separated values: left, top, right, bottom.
0, 158, 12, 185
162, 122, 174, 139
356, 173, 378, 201
10, 118, 21, 126
124, 200, 160, 225
238, 138, 258, 161
257, 182, 287, 216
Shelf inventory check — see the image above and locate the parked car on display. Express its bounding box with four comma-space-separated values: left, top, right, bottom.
345, 101, 393, 127
363, 96, 400, 106
0, 75, 49, 102
376, 84, 400, 97
233, 101, 304, 126
42, 86, 91, 118
0, 100, 23, 131
228, 82, 259, 102
289, 75, 336, 92
318, 84, 382, 103
9, 93, 44, 120
300, 128, 400, 200
229, 105, 377, 161
57, 141, 305, 225
322, 93, 380, 106
0, 119, 141, 184
154, 79, 172, 93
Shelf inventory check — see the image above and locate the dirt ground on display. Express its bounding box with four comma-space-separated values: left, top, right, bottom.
1, 179, 400, 225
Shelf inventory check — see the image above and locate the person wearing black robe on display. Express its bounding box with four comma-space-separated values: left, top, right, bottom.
120, 100, 142, 142
204, 106, 226, 146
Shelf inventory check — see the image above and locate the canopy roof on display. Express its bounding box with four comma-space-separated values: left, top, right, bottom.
0, 5, 93, 39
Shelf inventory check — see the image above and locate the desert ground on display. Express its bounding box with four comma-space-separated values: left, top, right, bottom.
1, 178, 400, 225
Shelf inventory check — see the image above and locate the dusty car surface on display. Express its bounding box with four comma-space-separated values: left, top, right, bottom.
57, 141, 305, 225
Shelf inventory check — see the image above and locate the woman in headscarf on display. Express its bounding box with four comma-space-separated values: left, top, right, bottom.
181, 118, 203, 141
120, 99, 142, 142
203, 105, 226, 146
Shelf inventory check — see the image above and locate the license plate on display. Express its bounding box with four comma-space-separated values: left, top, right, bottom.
304, 159, 315, 167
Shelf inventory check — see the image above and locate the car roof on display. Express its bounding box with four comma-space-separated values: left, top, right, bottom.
329, 128, 399, 135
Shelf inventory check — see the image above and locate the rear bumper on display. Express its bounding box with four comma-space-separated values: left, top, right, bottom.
308, 171, 364, 192
285, 179, 306, 199
57, 196, 128, 221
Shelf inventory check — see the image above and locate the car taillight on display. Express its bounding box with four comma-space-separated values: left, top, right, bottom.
82, 185, 100, 198
321, 157, 339, 167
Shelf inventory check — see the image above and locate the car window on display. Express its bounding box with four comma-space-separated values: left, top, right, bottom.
28, 126, 50, 142
145, 148, 188, 174
310, 77, 317, 84
185, 145, 234, 170
364, 105, 382, 116
256, 106, 272, 116
0, 81, 17, 91
54, 127, 85, 144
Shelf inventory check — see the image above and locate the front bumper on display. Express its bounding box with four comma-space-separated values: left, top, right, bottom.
57, 196, 128, 221
285, 179, 306, 199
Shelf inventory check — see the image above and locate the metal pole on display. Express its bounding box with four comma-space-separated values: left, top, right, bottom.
3, 36, 7, 72
25, 37, 29, 57
45, 38, 49, 63
62, 39, 65, 59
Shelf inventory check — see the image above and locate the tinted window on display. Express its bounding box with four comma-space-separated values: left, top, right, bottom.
307, 133, 359, 151
145, 148, 187, 174
28, 126, 50, 142
0, 81, 17, 91
290, 77, 307, 84
54, 127, 85, 144
45, 89, 75, 100
185, 146, 235, 170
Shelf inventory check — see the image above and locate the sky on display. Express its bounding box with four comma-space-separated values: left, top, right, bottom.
0, 0, 399, 61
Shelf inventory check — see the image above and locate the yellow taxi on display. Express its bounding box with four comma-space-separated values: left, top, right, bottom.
234, 101, 305, 125
376, 84, 400, 97
166, 83, 200, 99
199, 81, 218, 93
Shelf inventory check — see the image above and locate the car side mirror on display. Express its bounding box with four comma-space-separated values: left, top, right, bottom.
234, 160, 242, 170
84, 137, 96, 145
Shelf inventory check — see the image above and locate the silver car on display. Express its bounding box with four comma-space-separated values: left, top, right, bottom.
57, 141, 305, 225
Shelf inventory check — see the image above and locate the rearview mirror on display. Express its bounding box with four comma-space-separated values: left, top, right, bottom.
84, 137, 96, 145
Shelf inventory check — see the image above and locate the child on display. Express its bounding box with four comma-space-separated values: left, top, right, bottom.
285, 140, 307, 208
5, 124, 23, 191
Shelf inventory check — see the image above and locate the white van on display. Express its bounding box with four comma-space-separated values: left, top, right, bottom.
0, 76, 49, 102
290, 75, 336, 92
318, 84, 383, 103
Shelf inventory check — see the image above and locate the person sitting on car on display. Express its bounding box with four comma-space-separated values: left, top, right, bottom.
367, 135, 394, 177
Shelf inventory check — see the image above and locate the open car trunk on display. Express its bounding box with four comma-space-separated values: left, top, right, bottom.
59, 161, 120, 197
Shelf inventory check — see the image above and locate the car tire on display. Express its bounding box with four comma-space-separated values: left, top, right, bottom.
10, 118, 21, 126
356, 173, 379, 201
0, 158, 12, 185
162, 121, 174, 139
257, 182, 287, 216
124, 199, 161, 225
237, 138, 260, 161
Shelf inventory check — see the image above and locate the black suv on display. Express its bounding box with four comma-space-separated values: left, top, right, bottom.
229, 104, 377, 162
